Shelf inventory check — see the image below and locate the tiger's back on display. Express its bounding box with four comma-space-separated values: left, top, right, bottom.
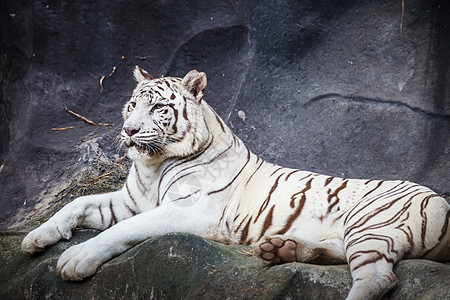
221, 157, 449, 261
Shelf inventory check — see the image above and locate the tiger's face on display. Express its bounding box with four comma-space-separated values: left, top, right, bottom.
121, 66, 207, 163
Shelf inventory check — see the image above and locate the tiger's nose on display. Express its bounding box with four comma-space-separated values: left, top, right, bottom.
123, 126, 140, 136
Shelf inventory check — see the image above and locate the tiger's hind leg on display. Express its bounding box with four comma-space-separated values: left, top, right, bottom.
343, 213, 405, 299
343, 214, 405, 299
346, 260, 397, 300
345, 244, 399, 300
254, 235, 346, 265
343, 191, 450, 299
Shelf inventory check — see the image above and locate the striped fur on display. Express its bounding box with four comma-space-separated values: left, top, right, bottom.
22, 67, 449, 299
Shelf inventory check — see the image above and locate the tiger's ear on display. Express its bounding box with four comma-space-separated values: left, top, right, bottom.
134, 65, 154, 83
182, 70, 207, 103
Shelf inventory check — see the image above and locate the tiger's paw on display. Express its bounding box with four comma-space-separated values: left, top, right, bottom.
21, 219, 74, 254
255, 236, 297, 264
56, 239, 111, 281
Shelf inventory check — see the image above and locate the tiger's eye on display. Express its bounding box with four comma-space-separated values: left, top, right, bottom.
128, 101, 136, 112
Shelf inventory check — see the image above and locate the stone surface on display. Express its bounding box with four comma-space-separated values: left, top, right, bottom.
1, 230, 449, 299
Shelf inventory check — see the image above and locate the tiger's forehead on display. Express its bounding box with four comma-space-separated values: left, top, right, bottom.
133, 77, 183, 103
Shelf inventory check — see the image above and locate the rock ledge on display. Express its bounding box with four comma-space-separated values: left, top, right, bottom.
1, 229, 448, 299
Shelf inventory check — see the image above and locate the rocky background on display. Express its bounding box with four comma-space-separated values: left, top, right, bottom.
0, 0, 449, 299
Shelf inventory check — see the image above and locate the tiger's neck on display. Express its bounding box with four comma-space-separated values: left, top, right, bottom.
128, 100, 252, 198
200, 102, 238, 146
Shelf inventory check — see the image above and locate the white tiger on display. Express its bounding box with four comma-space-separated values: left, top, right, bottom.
22, 66, 450, 300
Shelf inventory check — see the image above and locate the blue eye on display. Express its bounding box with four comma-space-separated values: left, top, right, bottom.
154, 103, 165, 109
128, 101, 136, 112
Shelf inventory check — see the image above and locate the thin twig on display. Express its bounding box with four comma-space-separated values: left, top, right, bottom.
65, 107, 114, 126
51, 127, 74, 131
255, 266, 270, 277
76, 171, 116, 195
99, 75, 106, 93
400, 0, 405, 32
116, 155, 127, 162
86, 171, 115, 184
236, 249, 253, 257
99, 55, 125, 92
112, 161, 124, 172
238, 287, 257, 298
238, 248, 254, 257
109, 56, 125, 77
108, 66, 117, 77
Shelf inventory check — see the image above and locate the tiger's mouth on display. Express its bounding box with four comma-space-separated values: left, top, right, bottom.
124, 140, 162, 156
126, 141, 146, 152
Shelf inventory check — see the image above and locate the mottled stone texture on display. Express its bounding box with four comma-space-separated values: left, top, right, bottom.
1, 231, 449, 299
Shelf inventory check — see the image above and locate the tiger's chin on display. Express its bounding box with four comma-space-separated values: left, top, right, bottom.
125, 142, 163, 162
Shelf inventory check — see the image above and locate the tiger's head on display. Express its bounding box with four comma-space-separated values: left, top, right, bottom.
121, 66, 208, 163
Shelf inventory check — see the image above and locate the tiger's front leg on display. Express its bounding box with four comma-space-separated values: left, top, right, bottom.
21, 190, 132, 254
55, 203, 215, 281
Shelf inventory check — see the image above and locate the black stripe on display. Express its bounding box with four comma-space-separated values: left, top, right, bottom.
254, 174, 283, 223
134, 164, 146, 194
183, 98, 188, 120
257, 204, 276, 241
124, 202, 138, 216
344, 181, 409, 225
285, 169, 300, 181
210, 106, 226, 133
239, 216, 253, 244
348, 197, 414, 241
157, 134, 214, 201
245, 160, 264, 186
297, 173, 313, 182
345, 189, 424, 239
175, 142, 233, 176
219, 205, 228, 223
421, 205, 450, 257
270, 167, 285, 177
235, 214, 248, 233
160, 132, 214, 179
98, 205, 104, 225
171, 190, 200, 203
154, 90, 163, 98
361, 180, 384, 199
109, 201, 118, 227
326, 180, 348, 213
125, 182, 139, 208
324, 176, 334, 186
349, 250, 395, 271
168, 103, 178, 134
207, 146, 251, 196
160, 171, 197, 203
277, 178, 313, 235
